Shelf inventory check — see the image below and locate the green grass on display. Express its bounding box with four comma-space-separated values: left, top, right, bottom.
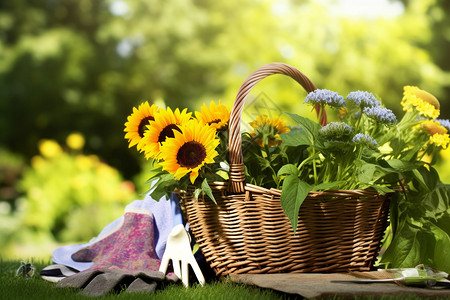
2, 259, 448, 300
0, 259, 295, 300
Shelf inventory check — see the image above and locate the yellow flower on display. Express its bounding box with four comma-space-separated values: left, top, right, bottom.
195, 100, 230, 131
66, 132, 85, 150
429, 133, 450, 149
401, 86, 440, 119
421, 120, 448, 136
39, 139, 62, 158
250, 115, 290, 147
140, 107, 192, 160
124, 102, 159, 150
159, 119, 219, 183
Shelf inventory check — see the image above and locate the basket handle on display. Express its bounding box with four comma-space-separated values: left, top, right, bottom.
228, 62, 325, 194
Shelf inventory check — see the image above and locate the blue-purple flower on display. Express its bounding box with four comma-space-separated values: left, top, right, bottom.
436, 119, 450, 132
363, 106, 397, 125
304, 89, 346, 108
346, 91, 381, 108
352, 133, 379, 150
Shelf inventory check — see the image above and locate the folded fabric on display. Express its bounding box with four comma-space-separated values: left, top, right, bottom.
50, 191, 183, 272
56, 268, 166, 297
70, 210, 161, 272
40, 264, 78, 283
57, 208, 177, 295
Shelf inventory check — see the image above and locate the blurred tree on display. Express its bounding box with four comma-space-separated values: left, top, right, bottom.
398, 0, 450, 118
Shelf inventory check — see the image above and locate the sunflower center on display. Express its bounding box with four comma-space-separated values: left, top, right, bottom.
159, 124, 181, 143
414, 89, 440, 110
208, 119, 221, 125
177, 141, 207, 169
138, 116, 154, 138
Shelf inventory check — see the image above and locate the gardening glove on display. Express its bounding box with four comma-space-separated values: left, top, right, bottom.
159, 224, 205, 287
56, 268, 166, 296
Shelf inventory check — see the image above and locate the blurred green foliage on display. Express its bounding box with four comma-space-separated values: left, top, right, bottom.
0, 134, 136, 258
1, 0, 450, 258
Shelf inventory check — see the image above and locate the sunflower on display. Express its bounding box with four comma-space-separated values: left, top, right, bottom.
401, 86, 440, 119
250, 115, 290, 147
140, 107, 192, 159
195, 100, 230, 131
159, 120, 220, 183
124, 102, 159, 149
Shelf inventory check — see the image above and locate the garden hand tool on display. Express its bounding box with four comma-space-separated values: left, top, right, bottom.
331, 266, 449, 288
159, 224, 205, 287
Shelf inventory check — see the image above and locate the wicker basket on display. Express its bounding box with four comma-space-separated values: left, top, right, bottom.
179, 63, 390, 276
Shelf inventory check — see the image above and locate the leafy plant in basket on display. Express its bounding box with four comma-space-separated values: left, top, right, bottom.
124, 71, 450, 274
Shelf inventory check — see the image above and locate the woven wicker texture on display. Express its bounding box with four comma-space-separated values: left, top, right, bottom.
180, 63, 390, 276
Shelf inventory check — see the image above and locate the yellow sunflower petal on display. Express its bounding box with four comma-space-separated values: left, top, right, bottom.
195, 100, 230, 131
139, 106, 192, 160
159, 119, 220, 182
124, 102, 159, 149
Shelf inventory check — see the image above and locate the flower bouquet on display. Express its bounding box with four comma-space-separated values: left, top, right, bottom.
124, 63, 450, 275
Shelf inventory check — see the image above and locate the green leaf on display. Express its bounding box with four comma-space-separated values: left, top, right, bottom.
357, 163, 393, 184
193, 188, 201, 200
201, 178, 216, 204
313, 181, 344, 190
384, 159, 418, 172
429, 222, 450, 273
284, 113, 321, 144
280, 176, 313, 233
277, 164, 298, 176
379, 217, 422, 268
280, 128, 312, 146
371, 185, 394, 195
148, 174, 177, 200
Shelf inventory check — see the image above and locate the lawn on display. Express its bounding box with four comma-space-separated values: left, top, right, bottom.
0, 259, 296, 300
1, 259, 443, 300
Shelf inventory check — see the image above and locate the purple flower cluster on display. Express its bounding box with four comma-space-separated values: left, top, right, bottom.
304, 89, 346, 108
352, 133, 379, 150
362, 106, 397, 125
436, 119, 450, 132
346, 91, 381, 108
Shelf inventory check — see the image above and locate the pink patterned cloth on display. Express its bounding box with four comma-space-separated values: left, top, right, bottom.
71, 211, 172, 278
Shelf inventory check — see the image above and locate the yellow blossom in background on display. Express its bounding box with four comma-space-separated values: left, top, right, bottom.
66, 132, 85, 150
401, 86, 440, 119
38, 139, 62, 158
440, 147, 450, 160
31, 155, 45, 168
75, 155, 96, 170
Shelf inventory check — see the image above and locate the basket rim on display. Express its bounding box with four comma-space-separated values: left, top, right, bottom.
179, 180, 391, 198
